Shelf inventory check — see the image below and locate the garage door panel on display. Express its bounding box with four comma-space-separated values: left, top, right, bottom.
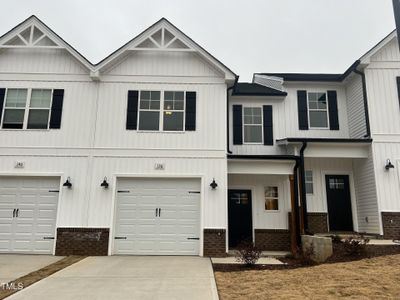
114, 178, 200, 255
0, 177, 59, 254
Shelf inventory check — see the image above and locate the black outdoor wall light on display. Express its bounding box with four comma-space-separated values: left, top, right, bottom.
385, 159, 395, 170
63, 177, 72, 188
100, 177, 109, 189
210, 178, 218, 189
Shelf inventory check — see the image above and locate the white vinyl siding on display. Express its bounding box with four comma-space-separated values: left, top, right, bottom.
345, 75, 367, 138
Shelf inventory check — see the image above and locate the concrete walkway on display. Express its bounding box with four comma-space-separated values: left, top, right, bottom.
7, 256, 219, 300
0, 255, 63, 283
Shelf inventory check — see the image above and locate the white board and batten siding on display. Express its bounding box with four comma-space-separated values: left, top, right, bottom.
364, 35, 400, 225
228, 174, 291, 230
229, 83, 351, 156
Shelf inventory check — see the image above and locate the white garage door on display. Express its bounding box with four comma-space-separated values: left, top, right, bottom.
0, 177, 59, 254
114, 178, 201, 255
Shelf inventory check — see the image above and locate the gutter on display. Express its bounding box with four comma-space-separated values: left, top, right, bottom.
292, 160, 301, 248
299, 142, 308, 233
227, 76, 239, 154
354, 68, 371, 138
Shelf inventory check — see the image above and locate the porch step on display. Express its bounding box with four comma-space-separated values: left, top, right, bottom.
315, 232, 380, 240
227, 250, 291, 258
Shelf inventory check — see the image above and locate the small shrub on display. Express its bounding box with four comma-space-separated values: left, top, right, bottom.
295, 242, 316, 265
342, 235, 370, 256
235, 240, 261, 266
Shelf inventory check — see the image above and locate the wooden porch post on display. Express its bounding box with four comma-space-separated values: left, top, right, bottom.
289, 174, 298, 254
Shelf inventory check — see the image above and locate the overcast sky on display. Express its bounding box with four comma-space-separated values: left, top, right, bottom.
0, 0, 396, 81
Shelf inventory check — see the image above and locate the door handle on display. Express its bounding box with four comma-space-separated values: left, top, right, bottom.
12, 209, 16, 218
159, 208, 161, 217
16, 209, 19, 218
155, 208, 159, 217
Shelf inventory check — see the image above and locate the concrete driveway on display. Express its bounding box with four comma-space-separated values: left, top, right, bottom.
7, 256, 219, 300
0, 255, 62, 283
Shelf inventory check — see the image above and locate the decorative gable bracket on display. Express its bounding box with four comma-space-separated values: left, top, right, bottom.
0, 24, 61, 49
132, 27, 195, 52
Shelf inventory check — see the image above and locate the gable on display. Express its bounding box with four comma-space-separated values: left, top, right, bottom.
96, 18, 236, 82
0, 16, 92, 73
104, 51, 223, 77
370, 37, 400, 62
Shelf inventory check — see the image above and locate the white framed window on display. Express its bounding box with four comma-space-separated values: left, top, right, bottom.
308, 92, 329, 128
27, 89, 52, 129
163, 91, 185, 131
243, 107, 263, 143
305, 170, 314, 194
138, 91, 161, 131
1, 88, 53, 130
137, 90, 187, 132
265, 186, 279, 211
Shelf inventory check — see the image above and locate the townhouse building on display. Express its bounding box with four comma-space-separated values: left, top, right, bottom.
0, 16, 398, 257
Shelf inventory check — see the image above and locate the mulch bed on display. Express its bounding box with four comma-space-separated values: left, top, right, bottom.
213, 244, 400, 272
0, 256, 85, 300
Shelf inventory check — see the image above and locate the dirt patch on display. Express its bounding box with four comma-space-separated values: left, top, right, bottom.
0, 256, 85, 300
215, 254, 400, 299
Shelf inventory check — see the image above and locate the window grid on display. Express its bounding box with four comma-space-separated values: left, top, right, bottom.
265, 186, 279, 211
307, 92, 329, 129
0, 88, 53, 130
163, 91, 185, 132
305, 170, 313, 194
243, 106, 263, 144
137, 90, 187, 132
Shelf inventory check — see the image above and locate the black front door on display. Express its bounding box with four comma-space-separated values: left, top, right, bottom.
228, 190, 253, 248
325, 175, 353, 231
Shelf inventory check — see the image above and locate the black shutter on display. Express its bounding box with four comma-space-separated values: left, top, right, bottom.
297, 90, 308, 130
397, 77, 400, 106
0, 88, 5, 125
263, 105, 273, 145
126, 90, 139, 130
185, 91, 196, 131
328, 90, 339, 130
49, 89, 64, 129
233, 105, 243, 145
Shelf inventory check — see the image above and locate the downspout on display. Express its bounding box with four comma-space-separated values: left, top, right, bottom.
292, 159, 301, 248
299, 141, 308, 233
354, 69, 371, 138
227, 76, 239, 154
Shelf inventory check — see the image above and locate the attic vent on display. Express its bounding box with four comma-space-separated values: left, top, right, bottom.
253, 74, 285, 92
134, 27, 190, 51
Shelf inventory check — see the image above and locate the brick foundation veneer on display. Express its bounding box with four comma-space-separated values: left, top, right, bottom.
203, 229, 226, 257
254, 229, 291, 251
382, 212, 400, 240
307, 212, 329, 234
55, 228, 109, 256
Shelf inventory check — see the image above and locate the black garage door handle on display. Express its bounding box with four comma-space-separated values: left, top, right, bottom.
114, 237, 127, 240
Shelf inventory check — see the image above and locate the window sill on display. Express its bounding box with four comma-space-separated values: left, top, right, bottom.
136, 130, 186, 134
0, 129, 51, 131
264, 210, 281, 213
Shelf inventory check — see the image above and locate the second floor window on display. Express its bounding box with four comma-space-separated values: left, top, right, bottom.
308, 92, 328, 128
2, 88, 52, 129
138, 90, 186, 131
243, 107, 263, 143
